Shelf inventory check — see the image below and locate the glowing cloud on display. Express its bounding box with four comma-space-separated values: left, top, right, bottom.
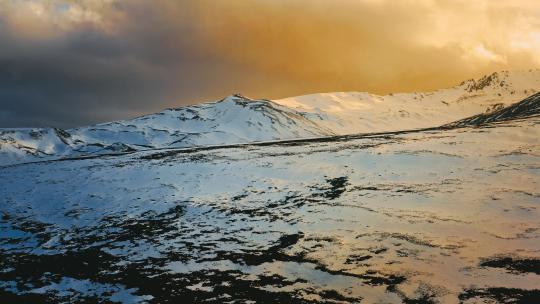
1, 0, 540, 127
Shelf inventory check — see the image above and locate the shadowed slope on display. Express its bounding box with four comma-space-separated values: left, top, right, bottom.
444, 92, 540, 127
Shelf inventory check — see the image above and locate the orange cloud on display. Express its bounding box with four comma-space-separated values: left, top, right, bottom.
1, 0, 540, 127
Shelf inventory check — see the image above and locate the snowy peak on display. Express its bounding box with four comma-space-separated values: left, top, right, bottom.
0, 94, 335, 165
276, 69, 540, 134
72, 93, 334, 148
458, 69, 540, 95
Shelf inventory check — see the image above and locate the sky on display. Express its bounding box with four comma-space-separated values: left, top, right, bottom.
1, 0, 540, 128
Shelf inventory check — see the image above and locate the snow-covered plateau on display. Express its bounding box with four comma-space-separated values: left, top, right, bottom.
1, 70, 539, 303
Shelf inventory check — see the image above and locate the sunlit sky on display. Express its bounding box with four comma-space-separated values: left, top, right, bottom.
1, 0, 540, 127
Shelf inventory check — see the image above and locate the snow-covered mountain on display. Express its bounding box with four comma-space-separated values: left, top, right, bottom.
0, 128, 74, 161
0, 95, 335, 165
275, 69, 540, 133
1, 69, 539, 165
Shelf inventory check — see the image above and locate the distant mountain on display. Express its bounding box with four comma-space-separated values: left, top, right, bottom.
275, 69, 540, 133
1, 69, 539, 165
0, 95, 334, 165
71, 94, 334, 149
0, 128, 73, 160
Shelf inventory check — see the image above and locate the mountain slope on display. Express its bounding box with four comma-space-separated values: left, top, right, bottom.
0, 128, 75, 165
276, 69, 540, 133
1, 70, 539, 165
444, 92, 540, 127
0, 95, 334, 165
71, 94, 334, 149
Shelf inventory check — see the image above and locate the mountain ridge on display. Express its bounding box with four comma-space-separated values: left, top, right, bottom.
1, 69, 539, 165
444, 92, 540, 128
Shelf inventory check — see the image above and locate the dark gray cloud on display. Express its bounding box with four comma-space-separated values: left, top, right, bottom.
0, 1, 253, 128
1, 0, 539, 128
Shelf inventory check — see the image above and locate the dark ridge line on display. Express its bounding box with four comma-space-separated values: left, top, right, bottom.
1, 118, 535, 169
0, 126, 444, 168
444, 92, 540, 127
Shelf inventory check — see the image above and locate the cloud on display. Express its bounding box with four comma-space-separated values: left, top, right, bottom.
0, 0, 539, 128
